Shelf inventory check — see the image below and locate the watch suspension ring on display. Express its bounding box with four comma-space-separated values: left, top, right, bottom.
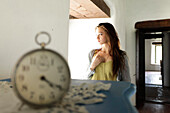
35, 31, 51, 48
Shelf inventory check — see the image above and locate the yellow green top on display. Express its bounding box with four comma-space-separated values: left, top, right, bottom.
91, 61, 117, 81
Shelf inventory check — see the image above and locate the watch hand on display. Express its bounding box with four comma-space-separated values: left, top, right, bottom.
40, 76, 63, 90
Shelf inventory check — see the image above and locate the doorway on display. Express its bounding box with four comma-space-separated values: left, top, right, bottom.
145, 38, 162, 85
135, 19, 170, 107
144, 37, 166, 103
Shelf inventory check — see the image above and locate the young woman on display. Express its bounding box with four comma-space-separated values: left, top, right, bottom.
87, 23, 131, 82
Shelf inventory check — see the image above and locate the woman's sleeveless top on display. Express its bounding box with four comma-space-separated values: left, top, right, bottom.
91, 61, 117, 81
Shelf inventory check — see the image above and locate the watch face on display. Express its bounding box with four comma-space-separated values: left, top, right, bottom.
13, 49, 70, 106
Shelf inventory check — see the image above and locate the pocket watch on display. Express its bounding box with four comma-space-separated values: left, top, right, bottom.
12, 32, 71, 108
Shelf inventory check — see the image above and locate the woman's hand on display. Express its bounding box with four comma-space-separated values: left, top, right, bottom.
90, 52, 105, 71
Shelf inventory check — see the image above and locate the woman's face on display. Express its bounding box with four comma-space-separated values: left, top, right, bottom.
96, 27, 110, 45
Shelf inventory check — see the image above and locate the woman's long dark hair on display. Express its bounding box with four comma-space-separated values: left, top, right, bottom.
96, 23, 126, 77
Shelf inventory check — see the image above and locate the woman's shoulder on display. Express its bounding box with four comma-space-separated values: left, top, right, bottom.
119, 49, 126, 55
119, 50, 128, 57
88, 49, 101, 61
89, 49, 100, 55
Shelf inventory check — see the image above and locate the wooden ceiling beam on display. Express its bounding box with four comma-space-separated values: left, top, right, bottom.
91, 0, 110, 17
69, 0, 110, 19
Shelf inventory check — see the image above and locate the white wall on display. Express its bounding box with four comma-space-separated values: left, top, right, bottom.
0, 0, 70, 79
145, 40, 152, 70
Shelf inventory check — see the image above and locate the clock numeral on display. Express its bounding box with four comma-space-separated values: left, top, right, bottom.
30, 91, 35, 99
39, 95, 45, 102
49, 92, 55, 99
40, 54, 48, 59
22, 65, 30, 71
30, 57, 36, 65
60, 75, 66, 82
57, 66, 63, 73
51, 59, 54, 66
18, 75, 24, 81
21, 85, 28, 92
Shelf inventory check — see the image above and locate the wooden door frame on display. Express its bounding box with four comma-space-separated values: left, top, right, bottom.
136, 30, 164, 107
136, 30, 145, 107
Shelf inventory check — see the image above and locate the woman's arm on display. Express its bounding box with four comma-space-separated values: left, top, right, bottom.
86, 50, 95, 79
120, 55, 131, 82
90, 53, 105, 70
86, 49, 105, 79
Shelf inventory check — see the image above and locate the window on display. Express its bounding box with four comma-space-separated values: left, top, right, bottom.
68, 18, 112, 79
151, 42, 162, 65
